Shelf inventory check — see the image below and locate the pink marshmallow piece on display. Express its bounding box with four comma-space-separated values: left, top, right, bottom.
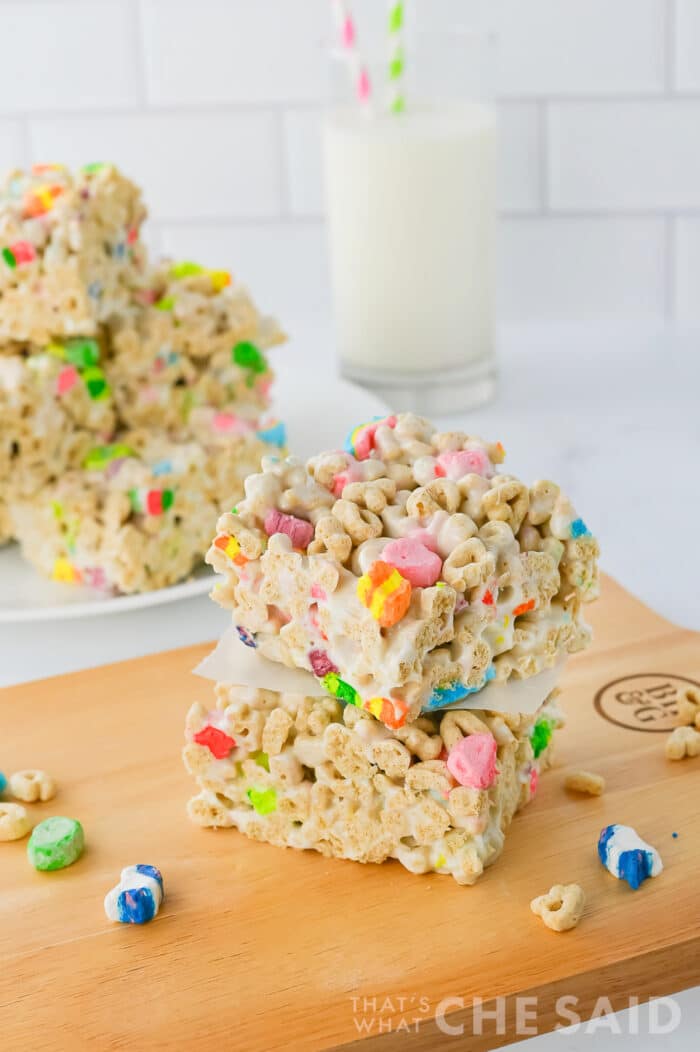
264, 508, 314, 550
435, 449, 492, 480
407, 528, 439, 553
382, 537, 442, 588
352, 415, 397, 460
446, 733, 498, 789
56, 364, 78, 395
212, 412, 253, 435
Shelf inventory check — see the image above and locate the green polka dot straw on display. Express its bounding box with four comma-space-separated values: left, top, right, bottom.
387, 1, 405, 113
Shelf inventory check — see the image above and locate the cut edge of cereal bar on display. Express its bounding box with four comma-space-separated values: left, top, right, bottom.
205, 413, 600, 729
184, 683, 563, 885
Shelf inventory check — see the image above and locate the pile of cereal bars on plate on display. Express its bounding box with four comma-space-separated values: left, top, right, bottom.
184, 414, 600, 884
0, 162, 285, 590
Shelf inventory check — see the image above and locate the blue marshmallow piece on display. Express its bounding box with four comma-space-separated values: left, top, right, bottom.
597, 824, 663, 890
105, 864, 164, 924
570, 517, 591, 538
117, 887, 157, 924
424, 665, 496, 712
0, 771, 6, 794
256, 420, 286, 449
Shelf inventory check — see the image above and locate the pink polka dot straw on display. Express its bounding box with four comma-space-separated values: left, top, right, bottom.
332, 1, 372, 106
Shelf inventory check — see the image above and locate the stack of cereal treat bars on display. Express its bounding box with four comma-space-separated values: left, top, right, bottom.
0, 162, 285, 590
184, 414, 600, 884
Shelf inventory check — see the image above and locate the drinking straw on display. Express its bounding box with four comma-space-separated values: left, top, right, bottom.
332, 1, 371, 107
387, 1, 405, 113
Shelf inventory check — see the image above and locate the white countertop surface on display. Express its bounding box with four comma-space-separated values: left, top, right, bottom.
1, 319, 698, 1048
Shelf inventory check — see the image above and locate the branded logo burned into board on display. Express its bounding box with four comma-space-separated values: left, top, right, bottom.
594, 674, 699, 732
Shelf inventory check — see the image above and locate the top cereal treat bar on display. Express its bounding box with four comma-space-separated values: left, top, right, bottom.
0, 162, 146, 344
105, 261, 285, 433
207, 414, 600, 729
108, 260, 285, 361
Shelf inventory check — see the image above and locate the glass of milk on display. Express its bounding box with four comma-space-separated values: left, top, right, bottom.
324, 29, 497, 413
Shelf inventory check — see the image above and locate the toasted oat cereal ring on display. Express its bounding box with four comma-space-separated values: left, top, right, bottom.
357, 560, 412, 628
9, 769, 57, 803
0, 802, 31, 841
27, 817, 84, 871
564, 770, 605, 796
531, 883, 585, 932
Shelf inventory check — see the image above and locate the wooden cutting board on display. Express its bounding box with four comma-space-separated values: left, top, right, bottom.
1, 574, 699, 1051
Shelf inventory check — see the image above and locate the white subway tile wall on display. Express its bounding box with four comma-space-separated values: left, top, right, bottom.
0, 0, 697, 324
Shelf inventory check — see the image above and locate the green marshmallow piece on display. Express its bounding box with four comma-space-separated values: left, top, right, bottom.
170, 260, 204, 279
2, 246, 17, 269
161, 488, 174, 512
82, 366, 109, 400
247, 786, 276, 816
64, 338, 100, 368
530, 718, 553, 759
251, 750, 270, 772
155, 295, 175, 312
321, 672, 361, 708
27, 817, 84, 871
83, 443, 136, 469
232, 341, 267, 374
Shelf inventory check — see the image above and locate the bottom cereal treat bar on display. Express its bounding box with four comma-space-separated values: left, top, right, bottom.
0, 493, 11, 545
8, 426, 283, 593
0, 344, 115, 505
184, 685, 562, 885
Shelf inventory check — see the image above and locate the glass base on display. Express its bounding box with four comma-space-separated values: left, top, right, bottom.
339, 357, 497, 416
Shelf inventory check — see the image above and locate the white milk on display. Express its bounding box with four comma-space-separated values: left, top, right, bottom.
324, 103, 497, 383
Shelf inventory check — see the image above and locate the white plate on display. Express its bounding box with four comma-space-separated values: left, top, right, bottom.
0, 354, 387, 623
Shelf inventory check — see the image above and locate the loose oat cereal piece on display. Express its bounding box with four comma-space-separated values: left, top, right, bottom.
564, 770, 605, 796
598, 824, 663, 890
530, 884, 585, 932
183, 684, 562, 885
27, 816, 84, 871
677, 687, 700, 729
665, 725, 700, 761
9, 769, 56, 803
104, 865, 164, 924
206, 413, 599, 729
0, 802, 31, 841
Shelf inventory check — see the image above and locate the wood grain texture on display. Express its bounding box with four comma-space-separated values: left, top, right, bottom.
1, 575, 699, 1051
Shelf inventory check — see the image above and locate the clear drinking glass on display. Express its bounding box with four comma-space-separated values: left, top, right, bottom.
324, 28, 497, 414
